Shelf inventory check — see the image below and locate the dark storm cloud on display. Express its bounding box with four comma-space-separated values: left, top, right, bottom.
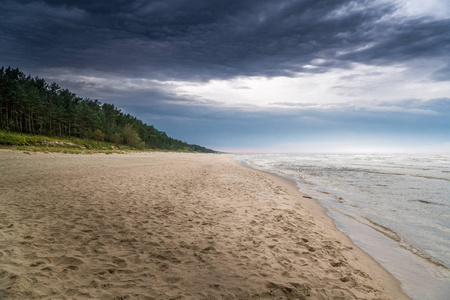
1, 0, 448, 81
339, 17, 450, 64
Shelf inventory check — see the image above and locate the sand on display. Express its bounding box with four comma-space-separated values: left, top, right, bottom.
0, 150, 410, 299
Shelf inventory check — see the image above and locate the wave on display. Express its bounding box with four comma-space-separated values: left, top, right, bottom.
364, 218, 449, 270
317, 190, 344, 203
300, 164, 450, 182
317, 191, 359, 208
352, 169, 450, 182
329, 205, 449, 270
408, 199, 446, 206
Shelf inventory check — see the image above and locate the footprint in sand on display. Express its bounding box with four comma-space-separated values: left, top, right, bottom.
112, 256, 128, 268
164, 276, 182, 284
63, 265, 79, 272
113, 296, 130, 300
53, 256, 84, 266
29, 261, 45, 268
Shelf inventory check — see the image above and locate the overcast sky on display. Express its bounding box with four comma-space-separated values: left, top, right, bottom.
1, 0, 449, 152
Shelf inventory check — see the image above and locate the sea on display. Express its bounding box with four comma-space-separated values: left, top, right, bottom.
234, 153, 450, 300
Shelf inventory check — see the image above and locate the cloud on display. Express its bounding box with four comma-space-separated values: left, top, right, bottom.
165, 63, 450, 108
1, 0, 448, 81
433, 63, 450, 81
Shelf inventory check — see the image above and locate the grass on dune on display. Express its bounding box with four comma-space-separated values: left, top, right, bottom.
0, 131, 137, 154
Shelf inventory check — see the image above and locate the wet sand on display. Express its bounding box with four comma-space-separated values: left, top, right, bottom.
0, 150, 409, 299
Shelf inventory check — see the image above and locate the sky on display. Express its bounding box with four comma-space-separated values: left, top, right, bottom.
1, 0, 449, 153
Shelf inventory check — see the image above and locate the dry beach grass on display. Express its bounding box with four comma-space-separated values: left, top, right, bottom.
0, 151, 409, 299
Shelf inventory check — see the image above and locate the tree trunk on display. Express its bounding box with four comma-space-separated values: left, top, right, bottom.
5, 103, 8, 130
30, 112, 34, 135
28, 111, 32, 133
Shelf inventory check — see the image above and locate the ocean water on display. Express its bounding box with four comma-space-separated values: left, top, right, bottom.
234, 153, 450, 300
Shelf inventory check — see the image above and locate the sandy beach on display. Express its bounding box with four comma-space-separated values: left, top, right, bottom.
0, 150, 409, 299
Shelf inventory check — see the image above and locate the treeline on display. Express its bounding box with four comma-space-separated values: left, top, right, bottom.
0, 67, 214, 152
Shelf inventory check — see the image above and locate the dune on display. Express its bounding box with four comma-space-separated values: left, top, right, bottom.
0, 150, 409, 299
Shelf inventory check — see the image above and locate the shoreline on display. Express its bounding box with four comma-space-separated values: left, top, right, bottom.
238, 160, 409, 299
235, 154, 450, 300
0, 150, 409, 299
